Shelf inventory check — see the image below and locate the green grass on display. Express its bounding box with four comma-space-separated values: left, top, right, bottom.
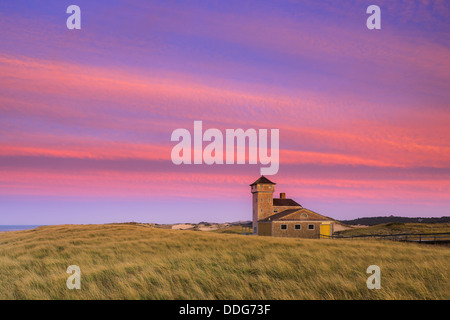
337, 223, 450, 237
0, 223, 448, 299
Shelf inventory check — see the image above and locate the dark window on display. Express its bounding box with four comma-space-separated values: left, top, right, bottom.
295, 224, 301, 230
281, 224, 287, 230
308, 224, 315, 230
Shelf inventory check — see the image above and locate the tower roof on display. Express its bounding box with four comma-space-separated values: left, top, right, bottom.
273, 198, 301, 207
250, 176, 276, 186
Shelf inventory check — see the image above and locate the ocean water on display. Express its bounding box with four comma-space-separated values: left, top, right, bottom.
0, 225, 42, 232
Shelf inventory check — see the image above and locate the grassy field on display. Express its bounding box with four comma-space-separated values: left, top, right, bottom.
0, 223, 448, 300
337, 223, 450, 237
211, 225, 245, 234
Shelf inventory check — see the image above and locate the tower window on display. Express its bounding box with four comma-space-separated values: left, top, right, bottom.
281, 224, 287, 230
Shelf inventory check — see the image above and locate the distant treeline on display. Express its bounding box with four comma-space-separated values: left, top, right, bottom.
339, 216, 450, 226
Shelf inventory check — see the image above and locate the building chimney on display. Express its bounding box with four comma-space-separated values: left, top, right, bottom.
280, 193, 286, 199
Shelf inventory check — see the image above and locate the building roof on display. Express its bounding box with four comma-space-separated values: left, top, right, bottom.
273, 198, 301, 207
258, 209, 299, 222
258, 208, 332, 222
249, 176, 276, 186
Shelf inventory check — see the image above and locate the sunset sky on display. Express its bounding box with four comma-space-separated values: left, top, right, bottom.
0, 0, 449, 224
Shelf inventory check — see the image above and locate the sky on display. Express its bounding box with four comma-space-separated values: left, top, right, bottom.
0, 0, 449, 224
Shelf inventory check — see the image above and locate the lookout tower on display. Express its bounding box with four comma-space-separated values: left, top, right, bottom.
250, 176, 275, 234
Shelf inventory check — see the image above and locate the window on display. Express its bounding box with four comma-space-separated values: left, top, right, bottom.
260, 209, 263, 213
308, 224, 315, 230
295, 224, 301, 230
301, 213, 308, 218
268, 198, 271, 203
281, 224, 287, 230
274, 209, 278, 213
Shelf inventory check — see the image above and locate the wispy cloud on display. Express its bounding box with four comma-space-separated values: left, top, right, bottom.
0, 1, 448, 222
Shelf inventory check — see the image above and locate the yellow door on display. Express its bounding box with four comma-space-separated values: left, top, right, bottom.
320, 224, 331, 239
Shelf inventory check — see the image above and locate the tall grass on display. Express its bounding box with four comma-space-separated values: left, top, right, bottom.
0, 224, 448, 299
338, 223, 450, 237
